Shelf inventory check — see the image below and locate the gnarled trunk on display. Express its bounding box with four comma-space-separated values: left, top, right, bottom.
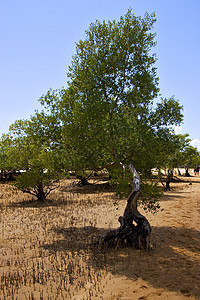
97, 164, 151, 250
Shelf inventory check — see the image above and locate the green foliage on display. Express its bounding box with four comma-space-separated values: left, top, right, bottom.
14, 162, 61, 201
58, 9, 160, 175
1, 113, 64, 200
150, 96, 183, 128
139, 181, 163, 213
57, 10, 185, 182
0, 134, 12, 170
155, 133, 200, 173
108, 164, 162, 213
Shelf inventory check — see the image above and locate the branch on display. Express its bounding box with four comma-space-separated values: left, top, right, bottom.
45, 186, 57, 197
22, 189, 37, 196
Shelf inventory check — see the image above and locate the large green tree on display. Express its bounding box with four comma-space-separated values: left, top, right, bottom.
38, 10, 184, 248
53, 10, 183, 182
61, 10, 159, 171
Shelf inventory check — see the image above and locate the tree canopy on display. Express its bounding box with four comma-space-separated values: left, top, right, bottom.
0, 114, 63, 200
55, 10, 184, 179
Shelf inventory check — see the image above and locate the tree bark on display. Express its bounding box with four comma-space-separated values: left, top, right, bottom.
165, 169, 173, 191
185, 168, 190, 177
97, 164, 151, 250
36, 183, 46, 201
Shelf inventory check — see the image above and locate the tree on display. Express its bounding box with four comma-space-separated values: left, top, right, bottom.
0, 134, 11, 170
155, 132, 200, 189
0, 133, 16, 180
38, 10, 184, 248
60, 10, 159, 175
2, 9, 185, 247
14, 148, 61, 201
2, 113, 64, 201
55, 10, 182, 182
179, 138, 200, 177
154, 133, 188, 189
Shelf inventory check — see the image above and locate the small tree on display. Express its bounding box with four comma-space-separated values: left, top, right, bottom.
3, 114, 63, 201
154, 132, 200, 189
181, 143, 200, 177
13, 145, 61, 200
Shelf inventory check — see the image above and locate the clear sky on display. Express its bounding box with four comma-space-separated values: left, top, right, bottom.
1, 0, 200, 148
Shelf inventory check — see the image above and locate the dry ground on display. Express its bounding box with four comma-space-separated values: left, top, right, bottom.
0, 174, 200, 299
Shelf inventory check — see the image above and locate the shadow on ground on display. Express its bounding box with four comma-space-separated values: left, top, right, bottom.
60, 182, 115, 195
7, 198, 72, 208
42, 225, 200, 298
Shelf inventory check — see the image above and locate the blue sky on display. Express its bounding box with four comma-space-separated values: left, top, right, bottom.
1, 0, 200, 148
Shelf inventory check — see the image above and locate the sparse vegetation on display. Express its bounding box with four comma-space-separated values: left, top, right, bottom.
1, 174, 200, 299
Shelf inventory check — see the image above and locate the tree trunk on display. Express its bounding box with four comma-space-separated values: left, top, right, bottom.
97, 164, 151, 250
80, 177, 90, 186
185, 168, 190, 177
76, 175, 91, 186
36, 183, 46, 201
165, 169, 173, 191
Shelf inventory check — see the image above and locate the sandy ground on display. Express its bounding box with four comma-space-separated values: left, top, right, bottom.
0, 175, 200, 299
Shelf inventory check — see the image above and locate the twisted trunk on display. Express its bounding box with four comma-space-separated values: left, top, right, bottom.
97, 164, 151, 250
